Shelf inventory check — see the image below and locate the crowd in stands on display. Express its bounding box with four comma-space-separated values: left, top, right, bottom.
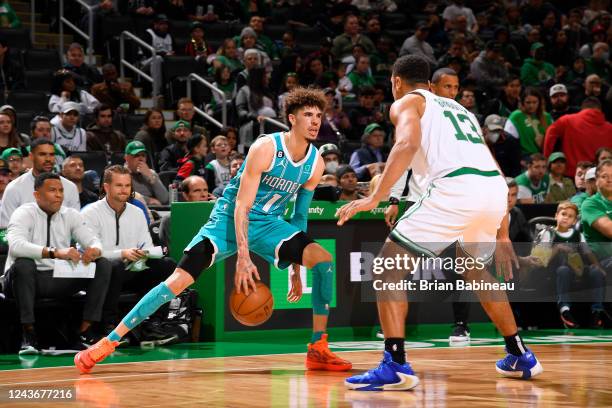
0, 0, 610, 352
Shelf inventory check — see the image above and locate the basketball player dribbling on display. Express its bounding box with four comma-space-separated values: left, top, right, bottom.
75, 88, 351, 373
338, 55, 543, 391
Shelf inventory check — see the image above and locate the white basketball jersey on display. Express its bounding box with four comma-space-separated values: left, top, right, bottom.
408, 89, 499, 183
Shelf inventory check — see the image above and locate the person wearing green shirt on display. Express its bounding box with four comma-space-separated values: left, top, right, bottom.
0, 1, 20, 28
331, 15, 376, 59
347, 55, 376, 93
546, 152, 576, 203
520, 42, 555, 87
211, 39, 243, 76
504, 87, 552, 155
585, 42, 610, 83
515, 153, 550, 204
571, 165, 597, 210
581, 160, 612, 262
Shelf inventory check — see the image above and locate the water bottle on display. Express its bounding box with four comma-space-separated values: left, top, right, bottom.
169, 183, 179, 203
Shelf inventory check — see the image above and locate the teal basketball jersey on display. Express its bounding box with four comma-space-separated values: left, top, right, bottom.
219, 132, 319, 219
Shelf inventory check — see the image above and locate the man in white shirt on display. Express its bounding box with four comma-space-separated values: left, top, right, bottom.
50, 102, 88, 152
81, 165, 175, 334
3, 173, 111, 354
0, 139, 80, 228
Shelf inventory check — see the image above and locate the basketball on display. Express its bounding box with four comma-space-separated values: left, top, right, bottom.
229, 281, 274, 326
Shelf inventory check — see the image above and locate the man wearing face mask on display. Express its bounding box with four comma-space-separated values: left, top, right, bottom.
520, 42, 555, 87
320, 143, 342, 175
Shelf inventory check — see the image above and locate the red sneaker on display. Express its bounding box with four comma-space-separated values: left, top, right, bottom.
74, 337, 118, 374
306, 334, 352, 371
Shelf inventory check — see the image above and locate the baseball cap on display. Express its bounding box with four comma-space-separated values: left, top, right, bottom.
172, 120, 191, 130
531, 42, 544, 52
61, 101, 80, 114
484, 114, 504, 131
0, 162, 10, 175
319, 143, 340, 158
585, 167, 596, 180
154, 14, 169, 22
363, 123, 384, 136
125, 140, 147, 156
336, 164, 356, 179
0, 147, 22, 162
548, 152, 566, 164
549, 84, 568, 97
415, 21, 429, 31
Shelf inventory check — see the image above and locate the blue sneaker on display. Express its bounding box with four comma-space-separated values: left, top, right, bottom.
345, 351, 419, 391
496, 349, 543, 379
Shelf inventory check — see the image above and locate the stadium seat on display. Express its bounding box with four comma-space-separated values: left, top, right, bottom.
264, 24, 289, 40
294, 27, 322, 47
6, 91, 48, 113
158, 170, 177, 188
0, 28, 31, 49
23, 49, 61, 71
110, 151, 125, 166
528, 216, 557, 239
25, 70, 54, 92
15, 111, 34, 135
169, 20, 192, 41
123, 114, 145, 139
202, 22, 230, 46
163, 56, 198, 81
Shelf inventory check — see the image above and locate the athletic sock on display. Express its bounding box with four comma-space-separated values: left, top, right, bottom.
384, 338, 406, 365
121, 282, 176, 330
504, 332, 527, 357
311, 331, 324, 343
107, 330, 121, 342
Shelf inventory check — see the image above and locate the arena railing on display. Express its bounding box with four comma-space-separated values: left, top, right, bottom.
186, 73, 226, 129
119, 31, 156, 91
59, 0, 94, 61
259, 117, 289, 134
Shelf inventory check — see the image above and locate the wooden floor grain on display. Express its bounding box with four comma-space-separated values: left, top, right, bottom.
0, 343, 610, 407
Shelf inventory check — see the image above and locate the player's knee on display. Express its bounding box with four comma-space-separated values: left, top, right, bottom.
303, 244, 332, 268
165, 268, 195, 295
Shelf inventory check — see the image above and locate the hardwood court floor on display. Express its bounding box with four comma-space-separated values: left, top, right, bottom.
0, 343, 611, 407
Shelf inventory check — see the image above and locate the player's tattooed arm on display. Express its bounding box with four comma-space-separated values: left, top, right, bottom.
234, 136, 275, 294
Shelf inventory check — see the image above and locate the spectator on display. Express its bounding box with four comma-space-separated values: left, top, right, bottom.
442, 0, 478, 33
571, 164, 597, 208
91, 64, 141, 113
0, 0, 20, 27
573, 74, 607, 107
0, 105, 30, 145
493, 26, 521, 68
505, 87, 552, 155
159, 175, 213, 250
212, 38, 242, 74
371, 36, 397, 77
347, 87, 382, 141
63, 43, 102, 90
176, 134, 208, 181
61, 155, 99, 208
485, 75, 521, 118
0, 139, 80, 227
124, 141, 169, 205
127, 0, 156, 20
206, 135, 231, 195
546, 152, 577, 203
86, 104, 128, 154
399, 22, 436, 68
278, 31, 301, 60
535, 201, 605, 329
457, 88, 482, 123
483, 114, 521, 177
332, 14, 375, 59
0, 162, 10, 203
246, 15, 278, 60
0, 36, 24, 94
28, 116, 66, 170
184, 21, 212, 63
3, 172, 110, 353
211, 152, 242, 197
166, 98, 207, 140
346, 55, 376, 93
469, 41, 508, 92
235, 49, 261, 91
349, 123, 387, 182
143, 14, 174, 97
579, 24, 607, 59
544, 97, 612, 177
429, 68, 459, 101
585, 42, 610, 82
364, 15, 382, 45
237, 27, 270, 69
50, 102, 88, 152
134, 109, 167, 170
210, 65, 236, 115
437, 39, 468, 79
520, 0, 558, 29
300, 57, 326, 87
549, 84, 580, 121
48, 70, 100, 120
0, 147, 22, 177
336, 165, 363, 201
318, 88, 350, 144
595, 147, 612, 166
520, 42, 555, 87
448, 14, 483, 50
159, 120, 191, 172
82, 165, 176, 332
515, 153, 550, 204
277, 72, 299, 114
235, 67, 276, 147
547, 29, 576, 69
506, 178, 531, 244
320, 143, 342, 175
220, 126, 238, 157
0, 112, 26, 154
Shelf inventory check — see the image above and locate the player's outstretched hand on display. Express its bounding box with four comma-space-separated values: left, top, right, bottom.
336, 196, 380, 226
235, 256, 260, 295
495, 237, 519, 281
287, 263, 303, 303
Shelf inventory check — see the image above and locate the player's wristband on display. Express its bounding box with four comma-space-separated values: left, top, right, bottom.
388, 197, 400, 205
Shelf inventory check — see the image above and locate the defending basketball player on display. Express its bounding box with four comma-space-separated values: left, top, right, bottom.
337, 55, 543, 391
74, 88, 351, 373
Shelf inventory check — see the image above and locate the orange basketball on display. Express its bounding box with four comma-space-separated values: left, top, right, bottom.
229, 281, 274, 326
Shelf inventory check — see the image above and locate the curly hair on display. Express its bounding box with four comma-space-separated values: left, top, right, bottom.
283, 87, 327, 124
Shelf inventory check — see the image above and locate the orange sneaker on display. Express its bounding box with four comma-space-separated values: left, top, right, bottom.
74, 337, 118, 374
306, 334, 352, 371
